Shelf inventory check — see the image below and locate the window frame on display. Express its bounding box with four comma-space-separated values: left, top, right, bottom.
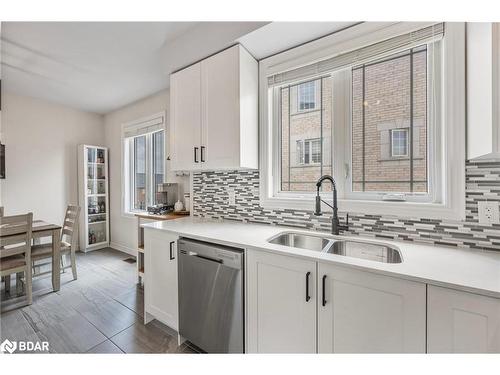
259, 22, 466, 220
131, 134, 148, 211
297, 81, 317, 112
121, 112, 166, 216
296, 138, 321, 165
390, 128, 409, 158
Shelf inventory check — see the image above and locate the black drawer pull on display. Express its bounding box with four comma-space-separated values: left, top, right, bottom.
305, 271, 311, 302
194, 147, 199, 163
200, 146, 205, 162
322, 275, 327, 306
169, 241, 175, 260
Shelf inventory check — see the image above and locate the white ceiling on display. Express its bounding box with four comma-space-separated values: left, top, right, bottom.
1, 21, 357, 114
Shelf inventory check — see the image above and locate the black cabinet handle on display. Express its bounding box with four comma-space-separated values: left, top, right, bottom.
200, 146, 205, 162
305, 271, 311, 302
169, 241, 175, 260
194, 147, 199, 163
322, 275, 327, 306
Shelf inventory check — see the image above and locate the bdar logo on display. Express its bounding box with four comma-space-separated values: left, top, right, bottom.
0, 339, 17, 354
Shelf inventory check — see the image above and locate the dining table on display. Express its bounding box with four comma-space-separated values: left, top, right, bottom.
1, 219, 62, 292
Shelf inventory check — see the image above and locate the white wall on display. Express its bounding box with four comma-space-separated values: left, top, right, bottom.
0, 92, 104, 227
103, 89, 188, 255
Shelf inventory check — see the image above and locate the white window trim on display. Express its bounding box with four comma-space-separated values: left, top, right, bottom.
259, 22, 465, 220
121, 112, 166, 217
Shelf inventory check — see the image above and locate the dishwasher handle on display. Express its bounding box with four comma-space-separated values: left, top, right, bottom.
188, 251, 223, 264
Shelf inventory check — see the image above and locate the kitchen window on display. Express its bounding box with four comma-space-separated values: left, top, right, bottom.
260, 23, 466, 220
352, 46, 428, 194
123, 113, 165, 214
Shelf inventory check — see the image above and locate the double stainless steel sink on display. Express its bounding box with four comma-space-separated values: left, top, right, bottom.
268, 232, 402, 264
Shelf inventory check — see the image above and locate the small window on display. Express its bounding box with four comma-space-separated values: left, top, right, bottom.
298, 81, 317, 111
310, 139, 321, 163
391, 129, 409, 157
296, 138, 322, 165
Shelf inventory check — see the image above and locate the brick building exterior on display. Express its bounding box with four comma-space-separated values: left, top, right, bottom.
280, 47, 428, 194
280, 76, 333, 192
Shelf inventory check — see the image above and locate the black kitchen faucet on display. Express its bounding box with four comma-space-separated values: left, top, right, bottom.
314, 175, 349, 235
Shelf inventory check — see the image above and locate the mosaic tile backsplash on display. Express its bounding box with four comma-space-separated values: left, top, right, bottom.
192, 161, 500, 252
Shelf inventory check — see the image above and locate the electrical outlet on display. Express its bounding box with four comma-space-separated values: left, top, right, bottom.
478, 201, 500, 224
227, 189, 236, 206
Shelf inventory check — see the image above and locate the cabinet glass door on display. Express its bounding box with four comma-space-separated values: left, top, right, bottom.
87, 147, 107, 245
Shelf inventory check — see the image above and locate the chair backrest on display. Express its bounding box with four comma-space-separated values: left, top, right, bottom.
0, 213, 33, 260
62, 205, 81, 249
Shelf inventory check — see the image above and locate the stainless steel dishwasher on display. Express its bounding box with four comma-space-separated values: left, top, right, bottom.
178, 238, 244, 353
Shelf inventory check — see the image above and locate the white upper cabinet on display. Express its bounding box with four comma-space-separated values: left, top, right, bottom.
317, 263, 426, 353
170, 63, 202, 171
246, 250, 317, 353
170, 44, 258, 171
467, 22, 500, 160
427, 285, 500, 353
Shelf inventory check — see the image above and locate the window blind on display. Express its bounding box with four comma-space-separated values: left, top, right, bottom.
123, 115, 164, 138
267, 23, 444, 87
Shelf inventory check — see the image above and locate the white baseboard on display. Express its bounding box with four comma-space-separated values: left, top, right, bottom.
110, 242, 137, 257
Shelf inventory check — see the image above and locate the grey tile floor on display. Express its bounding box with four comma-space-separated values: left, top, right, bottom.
0, 248, 200, 354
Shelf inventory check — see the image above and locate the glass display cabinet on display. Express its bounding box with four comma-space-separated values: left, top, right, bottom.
78, 144, 110, 252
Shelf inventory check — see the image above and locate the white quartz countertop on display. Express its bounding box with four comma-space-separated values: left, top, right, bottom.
142, 217, 500, 299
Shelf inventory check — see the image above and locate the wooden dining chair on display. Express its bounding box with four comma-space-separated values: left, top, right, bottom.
31, 205, 81, 280
0, 213, 33, 305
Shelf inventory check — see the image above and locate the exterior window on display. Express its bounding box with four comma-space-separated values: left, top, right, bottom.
280, 78, 332, 192
391, 129, 409, 157
296, 139, 322, 165
133, 136, 147, 210
276, 46, 433, 196
298, 81, 317, 111
126, 129, 165, 212
351, 46, 428, 194
309, 139, 321, 163
153, 131, 165, 200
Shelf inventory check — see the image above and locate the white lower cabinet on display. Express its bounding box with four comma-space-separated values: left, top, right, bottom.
317, 263, 426, 353
144, 228, 179, 330
246, 250, 317, 353
427, 285, 500, 353
246, 249, 427, 353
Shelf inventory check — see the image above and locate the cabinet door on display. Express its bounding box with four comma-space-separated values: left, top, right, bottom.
170, 63, 202, 171
144, 229, 179, 330
246, 250, 317, 353
318, 263, 426, 353
427, 285, 500, 353
200, 45, 241, 169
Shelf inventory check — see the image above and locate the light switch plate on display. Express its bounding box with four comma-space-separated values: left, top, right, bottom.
478, 201, 500, 224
